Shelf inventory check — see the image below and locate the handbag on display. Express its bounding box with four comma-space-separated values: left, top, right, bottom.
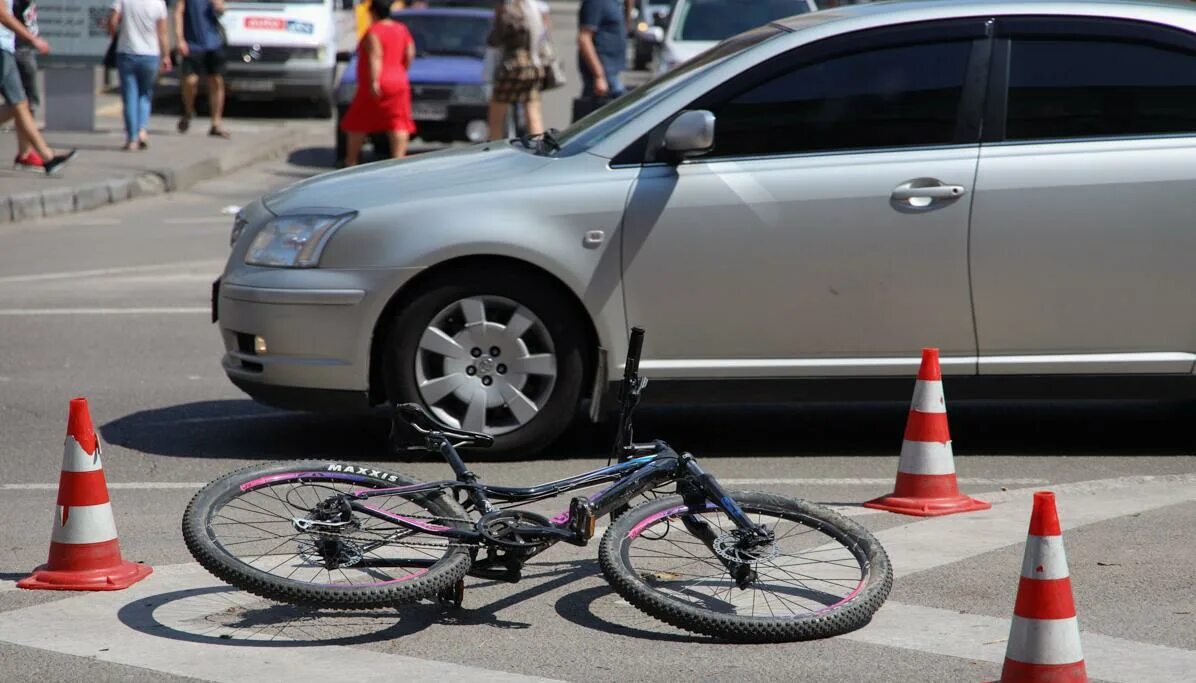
539, 39, 566, 91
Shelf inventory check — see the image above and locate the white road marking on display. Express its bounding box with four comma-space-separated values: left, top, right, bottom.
875, 473, 1196, 577
0, 261, 224, 285
719, 477, 1047, 486
0, 307, 208, 316
850, 602, 1195, 683
1, 483, 208, 491
0, 564, 562, 682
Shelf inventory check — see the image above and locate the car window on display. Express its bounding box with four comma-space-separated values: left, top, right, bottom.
675, 0, 811, 42
1006, 38, 1196, 141
705, 39, 974, 159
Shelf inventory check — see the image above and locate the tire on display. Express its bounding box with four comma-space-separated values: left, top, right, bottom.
334, 107, 347, 167
183, 460, 473, 609
599, 491, 893, 642
314, 96, 334, 119
383, 265, 586, 456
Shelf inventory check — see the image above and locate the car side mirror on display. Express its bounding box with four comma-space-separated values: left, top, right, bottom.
336, 50, 353, 63
645, 26, 665, 44
663, 110, 715, 162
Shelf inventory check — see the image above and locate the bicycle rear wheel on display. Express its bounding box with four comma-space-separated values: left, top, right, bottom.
599, 491, 892, 642
183, 460, 473, 608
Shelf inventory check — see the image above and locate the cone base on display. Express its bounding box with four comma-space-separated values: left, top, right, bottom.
863, 493, 991, 517
16, 560, 152, 591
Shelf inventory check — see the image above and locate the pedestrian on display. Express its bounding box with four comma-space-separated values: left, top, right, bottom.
109, 0, 171, 151
0, 0, 75, 174
172, 0, 229, 138
486, 0, 547, 141
339, 0, 416, 166
12, 0, 36, 116
577, 0, 625, 102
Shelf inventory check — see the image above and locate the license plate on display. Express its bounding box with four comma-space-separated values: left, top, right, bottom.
230, 80, 275, 93
413, 103, 448, 121
211, 279, 220, 323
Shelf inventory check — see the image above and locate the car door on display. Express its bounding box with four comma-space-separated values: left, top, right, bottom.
621, 20, 990, 379
971, 17, 1196, 374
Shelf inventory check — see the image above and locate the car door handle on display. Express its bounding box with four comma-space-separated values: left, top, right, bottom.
891, 181, 968, 201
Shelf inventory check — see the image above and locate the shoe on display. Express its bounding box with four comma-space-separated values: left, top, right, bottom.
13, 150, 44, 173
208, 126, 230, 139
43, 149, 78, 175
178, 114, 191, 133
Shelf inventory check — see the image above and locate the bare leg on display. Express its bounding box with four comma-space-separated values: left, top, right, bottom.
208, 75, 225, 130
181, 74, 199, 116
487, 101, 508, 141
525, 99, 544, 136
345, 132, 365, 166
387, 130, 409, 159
6, 102, 52, 159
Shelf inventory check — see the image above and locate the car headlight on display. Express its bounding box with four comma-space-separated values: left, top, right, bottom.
450, 84, 488, 104
244, 212, 356, 268
230, 211, 250, 247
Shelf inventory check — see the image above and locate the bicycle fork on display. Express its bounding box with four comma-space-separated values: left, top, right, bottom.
676, 454, 773, 590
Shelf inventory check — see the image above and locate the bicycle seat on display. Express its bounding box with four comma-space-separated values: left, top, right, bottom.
394, 403, 495, 448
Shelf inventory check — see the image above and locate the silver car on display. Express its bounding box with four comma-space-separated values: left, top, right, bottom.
216, 0, 1196, 453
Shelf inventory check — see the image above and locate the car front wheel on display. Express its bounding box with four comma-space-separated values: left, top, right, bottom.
383, 267, 586, 455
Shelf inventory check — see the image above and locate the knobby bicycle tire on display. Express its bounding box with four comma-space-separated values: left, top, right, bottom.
183, 460, 473, 609
599, 491, 893, 642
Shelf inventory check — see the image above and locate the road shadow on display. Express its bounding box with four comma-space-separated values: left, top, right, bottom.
117, 559, 602, 646
99, 398, 1196, 462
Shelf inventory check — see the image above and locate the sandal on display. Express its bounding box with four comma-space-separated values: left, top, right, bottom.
208, 127, 231, 139
177, 113, 191, 133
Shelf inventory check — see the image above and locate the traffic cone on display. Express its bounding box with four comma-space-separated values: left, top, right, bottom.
17, 397, 153, 591
864, 348, 990, 516
994, 491, 1087, 682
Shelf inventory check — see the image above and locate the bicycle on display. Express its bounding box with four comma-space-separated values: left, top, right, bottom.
183, 329, 893, 642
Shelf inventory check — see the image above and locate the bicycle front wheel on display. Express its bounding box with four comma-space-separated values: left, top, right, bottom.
183, 460, 473, 608
599, 491, 892, 642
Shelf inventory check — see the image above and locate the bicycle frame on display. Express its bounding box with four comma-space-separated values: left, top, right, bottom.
345, 438, 765, 554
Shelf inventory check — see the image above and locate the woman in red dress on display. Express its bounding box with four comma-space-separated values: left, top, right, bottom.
340, 0, 417, 165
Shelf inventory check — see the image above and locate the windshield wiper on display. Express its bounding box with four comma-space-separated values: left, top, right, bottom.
541, 128, 561, 153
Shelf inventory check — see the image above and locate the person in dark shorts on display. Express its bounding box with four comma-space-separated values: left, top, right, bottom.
172, 0, 229, 137
1, 0, 74, 174
12, 0, 36, 113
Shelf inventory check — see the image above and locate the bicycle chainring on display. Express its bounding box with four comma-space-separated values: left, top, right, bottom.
477, 510, 554, 549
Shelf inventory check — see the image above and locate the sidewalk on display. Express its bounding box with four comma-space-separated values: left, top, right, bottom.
1, 91, 328, 224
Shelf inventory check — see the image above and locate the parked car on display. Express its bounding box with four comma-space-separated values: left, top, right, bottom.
217, 0, 1196, 454
219, 0, 341, 117
656, 0, 816, 73
334, 7, 493, 163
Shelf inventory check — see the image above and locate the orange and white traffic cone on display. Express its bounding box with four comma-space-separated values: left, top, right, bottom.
864, 348, 990, 516
17, 397, 153, 591
994, 491, 1087, 682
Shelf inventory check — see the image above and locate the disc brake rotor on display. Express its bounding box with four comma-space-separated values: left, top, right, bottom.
712, 531, 780, 564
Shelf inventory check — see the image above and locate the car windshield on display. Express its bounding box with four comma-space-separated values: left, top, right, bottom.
676, 0, 810, 41
402, 15, 492, 58
552, 25, 782, 154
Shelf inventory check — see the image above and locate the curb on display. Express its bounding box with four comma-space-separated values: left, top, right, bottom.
0, 124, 309, 225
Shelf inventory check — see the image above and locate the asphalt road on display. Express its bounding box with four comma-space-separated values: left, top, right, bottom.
1, 136, 1194, 682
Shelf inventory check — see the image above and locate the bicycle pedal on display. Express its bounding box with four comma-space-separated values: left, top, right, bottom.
567, 496, 597, 545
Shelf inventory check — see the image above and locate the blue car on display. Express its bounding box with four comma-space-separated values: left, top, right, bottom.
335, 8, 493, 163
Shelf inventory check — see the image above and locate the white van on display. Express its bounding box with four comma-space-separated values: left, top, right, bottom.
218, 0, 340, 116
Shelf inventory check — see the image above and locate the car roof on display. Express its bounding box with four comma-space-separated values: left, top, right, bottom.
392, 7, 493, 19
776, 0, 1196, 34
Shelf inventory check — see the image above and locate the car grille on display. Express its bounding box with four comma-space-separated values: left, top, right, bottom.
226, 45, 293, 64
411, 84, 454, 101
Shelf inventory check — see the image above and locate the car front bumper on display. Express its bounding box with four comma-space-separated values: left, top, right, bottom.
214, 266, 424, 410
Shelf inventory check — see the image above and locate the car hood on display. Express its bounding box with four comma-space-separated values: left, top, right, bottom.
409, 55, 484, 84
263, 143, 553, 214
